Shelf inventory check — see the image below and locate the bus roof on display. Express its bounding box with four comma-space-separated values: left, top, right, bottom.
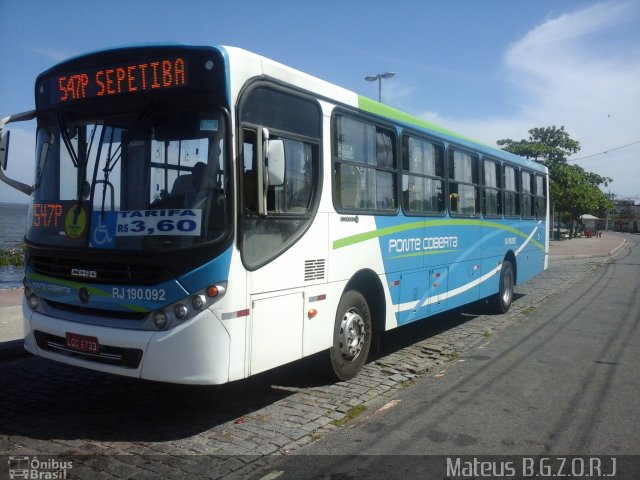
221, 45, 546, 174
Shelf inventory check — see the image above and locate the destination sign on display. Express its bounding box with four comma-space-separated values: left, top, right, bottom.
52, 56, 187, 104
32, 203, 63, 228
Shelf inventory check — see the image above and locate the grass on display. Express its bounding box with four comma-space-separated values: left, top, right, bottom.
445, 351, 460, 361
0, 246, 25, 266
400, 379, 416, 389
331, 404, 367, 427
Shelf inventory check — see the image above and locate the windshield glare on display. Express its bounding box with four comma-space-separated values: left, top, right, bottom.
27, 110, 229, 251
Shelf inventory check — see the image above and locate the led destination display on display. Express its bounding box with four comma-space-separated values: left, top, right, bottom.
51, 56, 187, 104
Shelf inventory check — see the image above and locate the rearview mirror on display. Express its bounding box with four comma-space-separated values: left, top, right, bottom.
0, 110, 37, 195
266, 139, 285, 187
0, 130, 9, 170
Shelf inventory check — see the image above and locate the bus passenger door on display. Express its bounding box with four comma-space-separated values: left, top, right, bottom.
238, 86, 323, 375
240, 125, 321, 375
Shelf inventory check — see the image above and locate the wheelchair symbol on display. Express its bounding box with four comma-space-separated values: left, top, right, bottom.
93, 224, 112, 245
92, 218, 114, 246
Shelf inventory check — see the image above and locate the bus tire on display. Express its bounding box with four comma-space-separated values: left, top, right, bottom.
329, 290, 372, 381
489, 261, 514, 314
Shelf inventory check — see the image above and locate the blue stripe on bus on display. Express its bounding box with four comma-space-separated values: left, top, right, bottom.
373, 216, 545, 325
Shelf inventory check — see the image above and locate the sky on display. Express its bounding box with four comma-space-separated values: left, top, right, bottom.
1, 0, 639, 204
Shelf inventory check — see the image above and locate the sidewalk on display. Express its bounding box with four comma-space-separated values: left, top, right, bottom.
549, 230, 627, 260
0, 287, 25, 359
0, 232, 629, 359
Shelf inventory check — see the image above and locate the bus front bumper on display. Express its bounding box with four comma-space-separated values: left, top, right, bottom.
23, 298, 232, 385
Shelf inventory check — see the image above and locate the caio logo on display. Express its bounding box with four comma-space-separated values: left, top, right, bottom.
70, 268, 97, 279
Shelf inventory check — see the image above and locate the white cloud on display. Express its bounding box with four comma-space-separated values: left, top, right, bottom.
421, 1, 640, 199
27, 47, 76, 63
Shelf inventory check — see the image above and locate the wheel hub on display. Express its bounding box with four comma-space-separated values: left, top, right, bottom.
502, 268, 513, 304
339, 308, 366, 360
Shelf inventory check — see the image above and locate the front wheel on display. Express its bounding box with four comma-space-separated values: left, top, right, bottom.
489, 261, 514, 314
328, 290, 372, 381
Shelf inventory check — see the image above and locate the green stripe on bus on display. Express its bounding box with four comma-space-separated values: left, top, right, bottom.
357, 96, 487, 146
333, 219, 544, 251
332, 221, 424, 249
26, 272, 148, 312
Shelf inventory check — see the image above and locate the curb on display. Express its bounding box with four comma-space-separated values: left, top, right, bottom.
0, 339, 29, 361
609, 239, 628, 258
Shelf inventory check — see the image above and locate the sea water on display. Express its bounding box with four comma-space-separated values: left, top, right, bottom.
0, 204, 28, 289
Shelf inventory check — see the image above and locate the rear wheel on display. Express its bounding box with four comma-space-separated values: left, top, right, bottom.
489, 261, 514, 313
329, 290, 372, 381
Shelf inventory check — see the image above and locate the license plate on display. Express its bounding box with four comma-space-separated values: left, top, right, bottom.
65, 332, 99, 353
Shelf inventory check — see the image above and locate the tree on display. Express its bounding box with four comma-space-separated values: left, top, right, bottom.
498, 126, 613, 238
497, 126, 580, 163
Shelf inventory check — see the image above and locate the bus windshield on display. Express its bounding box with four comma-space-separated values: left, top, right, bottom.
27, 107, 229, 252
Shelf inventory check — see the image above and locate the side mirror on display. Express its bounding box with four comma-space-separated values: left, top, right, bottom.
0, 130, 9, 170
0, 130, 34, 195
266, 139, 285, 187
0, 110, 37, 196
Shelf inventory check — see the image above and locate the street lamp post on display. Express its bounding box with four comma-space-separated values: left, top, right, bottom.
365, 71, 395, 102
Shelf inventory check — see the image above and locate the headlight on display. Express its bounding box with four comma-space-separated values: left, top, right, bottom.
27, 293, 40, 310
174, 304, 188, 320
153, 310, 169, 329
23, 282, 39, 310
150, 282, 227, 330
192, 294, 206, 310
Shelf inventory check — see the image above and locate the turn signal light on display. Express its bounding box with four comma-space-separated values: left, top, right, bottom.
206, 284, 226, 298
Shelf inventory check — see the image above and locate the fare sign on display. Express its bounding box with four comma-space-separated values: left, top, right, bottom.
54, 56, 187, 104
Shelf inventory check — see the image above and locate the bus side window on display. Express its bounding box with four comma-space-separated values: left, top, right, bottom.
535, 175, 546, 218
503, 165, 520, 217
521, 170, 535, 218
270, 138, 314, 214
333, 114, 397, 213
448, 149, 479, 216
401, 135, 445, 215
483, 159, 502, 217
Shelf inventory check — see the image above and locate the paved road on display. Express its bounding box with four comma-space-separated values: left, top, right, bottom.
0, 233, 633, 479
251, 234, 640, 479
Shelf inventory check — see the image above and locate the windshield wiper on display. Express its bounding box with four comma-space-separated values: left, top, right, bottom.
96, 102, 158, 215
57, 114, 80, 168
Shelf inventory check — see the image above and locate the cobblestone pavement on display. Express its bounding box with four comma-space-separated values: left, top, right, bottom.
0, 251, 625, 479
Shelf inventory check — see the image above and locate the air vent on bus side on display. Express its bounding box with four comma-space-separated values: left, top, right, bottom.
304, 259, 326, 281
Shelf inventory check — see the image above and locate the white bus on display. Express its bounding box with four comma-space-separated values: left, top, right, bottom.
0, 45, 548, 384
